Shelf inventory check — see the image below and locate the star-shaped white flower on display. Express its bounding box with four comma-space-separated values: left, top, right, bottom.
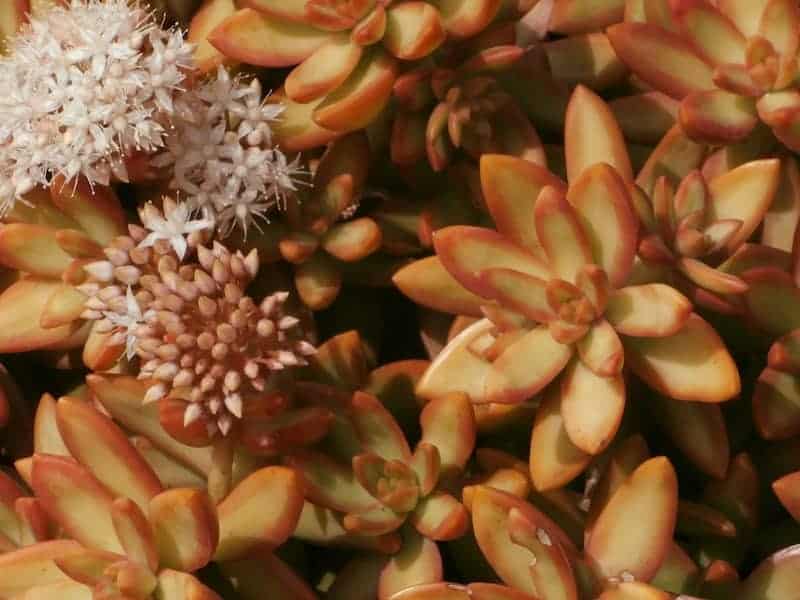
103, 286, 153, 360
137, 199, 214, 260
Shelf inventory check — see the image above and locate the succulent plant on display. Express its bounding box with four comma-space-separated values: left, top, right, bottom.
0, 387, 312, 599
395, 86, 740, 489
0, 182, 126, 358
608, 0, 800, 151
390, 45, 544, 173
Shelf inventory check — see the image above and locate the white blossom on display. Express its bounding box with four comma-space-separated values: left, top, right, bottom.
0, 0, 194, 214
102, 286, 154, 360
138, 197, 213, 260
153, 66, 308, 238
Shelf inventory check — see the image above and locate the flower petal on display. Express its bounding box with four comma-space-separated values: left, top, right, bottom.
623, 313, 740, 402
585, 457, 678, 583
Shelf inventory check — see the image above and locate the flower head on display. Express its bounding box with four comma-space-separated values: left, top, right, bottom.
0, 0, 194, 212
80, 198, 315, 441
153, 66, 307, 238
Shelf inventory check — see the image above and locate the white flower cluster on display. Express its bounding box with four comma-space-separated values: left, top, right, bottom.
153, 66, 307, 238
0, 0, 193, 213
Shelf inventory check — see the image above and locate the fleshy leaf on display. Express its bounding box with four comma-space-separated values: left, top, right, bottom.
480, 154, 567, 253
433, 226, 550, 298
208, 8, 331, 67
565, 85, 633, 184
383, 2, 446, 60
650, 395, 729, 479
155, 569, 222, 600
416, 319, 495, 402
607, 23, 715, 99
437, 0, 503, 38
675, 0, 746, 65
753, 368, 800, 440
31, 455, 122, 554
534, 186, 593, 282
87, 375, 213, 476
585, 457, 678, 583
111, 497, 159, 573
568, 163, 638, 286
214, 466, 304, 561
0, 279, 81, 353
189, 0, 236, 73
739, 545, 800, 600
410, 492, 469, 541
479, 268, 554, 324
286, 451, 376, 513
0, 540, 84, 599
313, 49, 398, 132
605, 284, 692, 337
378, 528, 443, 600
707, 158, 781, 253
393, 257, 487, 318
471, 485, 578, 598
285, 34, 363, 103
529, 386, 592, 491
560, 358, 625, 455
55, 396, 162, 512
420, 392, 475, 475
679, 90, 758, 145
623, 313, 740, 402
485, 326, 573, 405
149, 488, 218, 572
548, 0, 625, 34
